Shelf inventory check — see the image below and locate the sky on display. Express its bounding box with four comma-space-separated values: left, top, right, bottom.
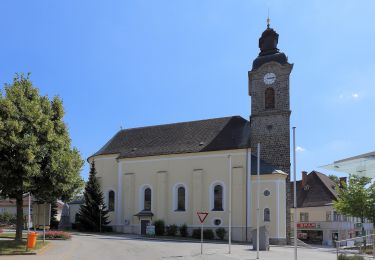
1, 0, 374, 180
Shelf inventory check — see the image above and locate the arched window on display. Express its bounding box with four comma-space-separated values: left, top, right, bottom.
177, 186, 186, 211
265, 88, 275, 109
108, 190, 115, 212
213, 185, 223, 211
144, 188, 151, 211
264, 208, 270, 222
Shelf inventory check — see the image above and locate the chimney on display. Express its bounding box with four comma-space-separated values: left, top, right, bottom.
339, 177, 347, 188
301, 171, 308, 187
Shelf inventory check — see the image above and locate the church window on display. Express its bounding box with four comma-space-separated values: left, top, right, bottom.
265, 88, 275, 109
177, 186, 186, 211
144, 188, 151, 211
213, 184, 223, 211
264, 208, 270, 222
108, 190, 115, 212
264, 190, 270, 196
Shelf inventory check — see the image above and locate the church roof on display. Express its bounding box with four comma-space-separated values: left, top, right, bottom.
252, 25, 288, 70
91, 116, 279, 175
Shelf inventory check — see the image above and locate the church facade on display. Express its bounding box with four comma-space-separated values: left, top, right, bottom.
89, 23, 292, 244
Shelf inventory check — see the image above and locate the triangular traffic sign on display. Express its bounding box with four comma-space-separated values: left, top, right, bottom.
197, 212, 209, 223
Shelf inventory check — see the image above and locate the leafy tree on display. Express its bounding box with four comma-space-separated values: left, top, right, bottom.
334, 175, 372, 236
0, 74, 84, 241
77, 161, 109, 231
328, 175, 340, 184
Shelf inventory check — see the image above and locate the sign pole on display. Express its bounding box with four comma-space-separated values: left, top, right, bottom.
256, 143, 260, 259
293, 127, 297, 260
197, 212, 208, 255
228, 154, 232, 254
201, 222, 203, 254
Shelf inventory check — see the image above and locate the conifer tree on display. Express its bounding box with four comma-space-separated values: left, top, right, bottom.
77, 161, 109, 231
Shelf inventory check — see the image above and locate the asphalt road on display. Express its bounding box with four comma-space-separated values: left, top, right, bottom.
2, 233, 338, 260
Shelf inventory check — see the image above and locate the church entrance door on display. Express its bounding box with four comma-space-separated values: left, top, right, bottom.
141, 220, 150, 235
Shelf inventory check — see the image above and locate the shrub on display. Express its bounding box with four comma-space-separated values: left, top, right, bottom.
215, 228, 226, 240
154, 220, 165, 236
338, 255, 364, 260
166, 224, 178, 236
39, 231, 72, 240
203, 229, 214, 240
192, 229, 214, 239
0, 212, 16, 227
192, 229, 201, 239
179, 224, 188, 237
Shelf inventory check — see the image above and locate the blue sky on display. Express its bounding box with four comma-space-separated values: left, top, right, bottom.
1, 0, 374, 180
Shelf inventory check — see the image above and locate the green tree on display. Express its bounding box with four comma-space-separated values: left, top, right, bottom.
0, 74, 84, 241
328, 174, 340, 184
334, 175, 372, 237
77, 161, 109, 231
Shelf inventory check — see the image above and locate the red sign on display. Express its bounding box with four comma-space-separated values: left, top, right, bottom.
297, 223, 316, 229
197, 212, 208, 223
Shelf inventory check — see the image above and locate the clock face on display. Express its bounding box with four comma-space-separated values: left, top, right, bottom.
263, 72, 276, 85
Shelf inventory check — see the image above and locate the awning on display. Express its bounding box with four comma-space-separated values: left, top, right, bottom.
320, 151, 375, 178
134, 210, 154, 218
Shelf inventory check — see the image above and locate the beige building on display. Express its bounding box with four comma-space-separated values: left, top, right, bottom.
290, 171, 373, 246
90, 23, 293, 244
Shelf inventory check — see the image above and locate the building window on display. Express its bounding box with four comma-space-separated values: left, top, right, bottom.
264, 208, 270, 222
300, 212, 309, 222
144, 188, 151, 211
108, 190, 115, 212
264, 190, 270, 196
213, 184, 223, 211
177, 186, 186, 211
265, 88, 275, 109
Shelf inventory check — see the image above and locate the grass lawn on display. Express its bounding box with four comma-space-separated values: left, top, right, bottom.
0, 240, 47, 255
0, 233, 27, 239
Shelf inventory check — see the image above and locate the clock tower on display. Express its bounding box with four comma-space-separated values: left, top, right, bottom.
248, 22, 293, 244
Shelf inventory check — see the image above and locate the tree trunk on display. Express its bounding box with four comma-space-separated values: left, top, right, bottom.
15, 194, 24, 242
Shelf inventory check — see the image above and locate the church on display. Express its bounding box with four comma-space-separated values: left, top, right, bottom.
89, 22, 292, 244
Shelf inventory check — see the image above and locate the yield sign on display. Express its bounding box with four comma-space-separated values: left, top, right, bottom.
197, 212, 209, 223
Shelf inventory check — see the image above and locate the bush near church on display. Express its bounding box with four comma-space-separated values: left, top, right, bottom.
215, 228, 226, 240
154, 220, 165, 236
179, 224, 188, 237
166, 224, 178, 236
192, 229, 215, 240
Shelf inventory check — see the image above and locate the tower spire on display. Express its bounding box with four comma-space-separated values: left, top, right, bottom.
267, 9, 270, 28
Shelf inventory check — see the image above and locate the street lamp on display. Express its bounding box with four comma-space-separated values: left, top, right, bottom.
99, 204, 103, 233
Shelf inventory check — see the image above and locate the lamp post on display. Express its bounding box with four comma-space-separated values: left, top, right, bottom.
99, 204, 103, 233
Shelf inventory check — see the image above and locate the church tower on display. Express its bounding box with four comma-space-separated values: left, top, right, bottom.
249, 21, 293, 244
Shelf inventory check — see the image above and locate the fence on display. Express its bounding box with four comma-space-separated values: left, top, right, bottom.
336, 234, 375, 259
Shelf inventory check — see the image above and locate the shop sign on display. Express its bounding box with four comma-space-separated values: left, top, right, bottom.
297, 223, 317, 229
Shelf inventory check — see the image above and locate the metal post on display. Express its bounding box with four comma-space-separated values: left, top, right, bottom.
228, 154, 232, 254
100, 209, 102, 233
201, 222, 203, 254
293, 127, 297, 260
43, 203, 46, 243
256, 143, 260, 259
28, 193, 31, 232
